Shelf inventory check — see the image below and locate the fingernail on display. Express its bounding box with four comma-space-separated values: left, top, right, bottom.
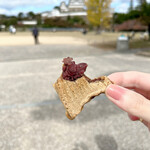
106, 84, 126, 101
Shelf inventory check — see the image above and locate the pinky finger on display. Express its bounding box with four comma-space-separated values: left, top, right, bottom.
128, 113, 139, 121
128, 114, 150, 131
141, 120, 150, 132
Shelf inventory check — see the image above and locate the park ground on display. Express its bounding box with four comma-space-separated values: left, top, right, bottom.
0, 32, 150, 149
0, 31, 150, 50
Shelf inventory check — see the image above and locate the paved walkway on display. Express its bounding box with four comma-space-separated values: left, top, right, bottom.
0, 44, 150, 150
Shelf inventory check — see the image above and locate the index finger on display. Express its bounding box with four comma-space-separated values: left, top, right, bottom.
108, 71, 150, 91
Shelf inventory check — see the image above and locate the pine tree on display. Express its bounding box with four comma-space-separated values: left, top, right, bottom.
139, 1, 150, 40
129, 0, 134, 11
86, 0, 112, 31
139, 0, 147, 5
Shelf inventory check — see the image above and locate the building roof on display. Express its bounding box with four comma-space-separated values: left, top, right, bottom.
41, 0, 86, 18
46, 11, 87, 18
68, 0, 85, 8
60, 2, 68, 12
115, 19, 147, 31
18, 20, 37, 25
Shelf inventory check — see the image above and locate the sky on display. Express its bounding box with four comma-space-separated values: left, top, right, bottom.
0, 0, 150, 16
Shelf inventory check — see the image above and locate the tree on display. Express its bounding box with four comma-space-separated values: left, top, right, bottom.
18, 12, 24, 20
113, 10, 141, 25
129, 0, 134, 12
67, 16, 86, 26
36, 14, 42, 25
139, 2, 150, 40
138, 0, 147, 5
27, 11, 35, 19
86, 0, 112, 32
54, 6, 60, 10
3, 17, 17, 27
113, 13, 127, 24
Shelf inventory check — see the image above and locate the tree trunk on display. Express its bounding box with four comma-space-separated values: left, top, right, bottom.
148, 24, 150, 40
96, 26, 101, 34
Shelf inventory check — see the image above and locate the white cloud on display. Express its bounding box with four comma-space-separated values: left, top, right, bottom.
0, 0, 68, 15
0, 8, 9, 14
111, 0, 130, 13
0, 0, 61, 8
0, 0, 150, 15
112, 0, 150, 13
113, 0, 150, 5
116, 3, 129, 13
0, 8, 29, 16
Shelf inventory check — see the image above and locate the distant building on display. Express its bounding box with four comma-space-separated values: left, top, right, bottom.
114, 19, 147, 31
60, 2, 68, 12
18, 20, 37, 26
68, 0, 85, 12
41, 0, 87, 19
0, 24, 5, 31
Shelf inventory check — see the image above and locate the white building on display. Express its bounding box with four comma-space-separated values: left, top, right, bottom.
18, 20, 37, 26
41, 0, 87, 19
68, 0, 85, 12
60, 2, 68, 12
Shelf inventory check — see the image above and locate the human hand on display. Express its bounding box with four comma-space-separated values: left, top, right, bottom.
106, 71, 150, 131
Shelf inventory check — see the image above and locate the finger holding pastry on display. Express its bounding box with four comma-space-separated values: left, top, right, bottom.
106, 71, 150, 131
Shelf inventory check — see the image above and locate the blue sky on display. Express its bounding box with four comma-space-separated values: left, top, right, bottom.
0, 0, 150, 16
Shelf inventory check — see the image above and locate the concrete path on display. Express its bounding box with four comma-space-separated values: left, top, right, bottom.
0, 44, 150, 150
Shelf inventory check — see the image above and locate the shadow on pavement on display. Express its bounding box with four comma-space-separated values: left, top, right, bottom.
30, 70, 124, 123
95, 134, 118, 150
72, 142, 89, 150
30, 95, 122, 123
30, 99, 65, 121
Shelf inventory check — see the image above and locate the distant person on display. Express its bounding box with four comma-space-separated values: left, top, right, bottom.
32, 27, 39, 44
12, 27, 16, 34
82, 28, 87, 35
9, 25, 16, 34
9, 26, 13, 33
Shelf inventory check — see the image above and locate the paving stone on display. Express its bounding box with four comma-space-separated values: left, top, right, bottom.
0, 45, 150, 150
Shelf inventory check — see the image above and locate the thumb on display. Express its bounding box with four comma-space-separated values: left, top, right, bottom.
106, 84, 150, 123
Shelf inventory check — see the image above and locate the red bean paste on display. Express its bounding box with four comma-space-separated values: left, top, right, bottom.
62, 57, 88, 81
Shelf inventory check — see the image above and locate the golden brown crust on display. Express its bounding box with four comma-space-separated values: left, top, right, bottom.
54, 75, 112, 120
